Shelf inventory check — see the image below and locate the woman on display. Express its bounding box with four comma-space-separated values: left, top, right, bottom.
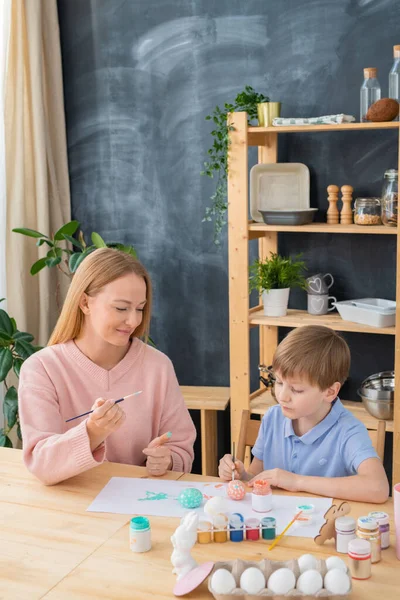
19, 248, 196, 485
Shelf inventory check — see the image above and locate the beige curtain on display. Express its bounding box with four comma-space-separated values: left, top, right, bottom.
5, 0, 71, 345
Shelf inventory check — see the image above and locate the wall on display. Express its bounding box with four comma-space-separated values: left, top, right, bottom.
57, 0, 399, 476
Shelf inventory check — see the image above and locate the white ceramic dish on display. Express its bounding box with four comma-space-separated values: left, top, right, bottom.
333, 298, 396, 328
250, 163, 310, 223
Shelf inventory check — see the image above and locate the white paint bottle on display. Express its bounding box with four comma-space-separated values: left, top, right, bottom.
335, 516, 357, 553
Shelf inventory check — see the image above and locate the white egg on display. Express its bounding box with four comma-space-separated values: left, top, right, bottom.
324, 568, 351, 594
267, 568, 296, 595
204, 496, 229, 517
325, 556, 348, 572
240, 567, 266, 594
296, 569, 323, 595
210, 569, 236, 594
298, 553, 318, 573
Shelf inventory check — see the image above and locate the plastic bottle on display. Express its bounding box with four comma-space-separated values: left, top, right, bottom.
360, 67, 381, 122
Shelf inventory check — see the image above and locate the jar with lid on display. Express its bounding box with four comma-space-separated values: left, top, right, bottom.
348, 538, 372, 580
368, 511, 390, 549
381, 169, 398, 227
356, 516, 381, 563
354, 197, 381, 225
335, 516, 357, 553
129, 516, 151, 552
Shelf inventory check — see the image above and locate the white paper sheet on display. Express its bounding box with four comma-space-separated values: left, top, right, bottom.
87, 478, 332, 538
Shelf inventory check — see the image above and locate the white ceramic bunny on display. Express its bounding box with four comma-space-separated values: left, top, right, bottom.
170, 511, 199, 580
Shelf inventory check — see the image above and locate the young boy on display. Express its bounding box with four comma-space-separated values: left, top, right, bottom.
219, 326, 389, 503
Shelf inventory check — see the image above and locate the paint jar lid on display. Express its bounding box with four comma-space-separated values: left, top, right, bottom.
130, 516, 150, 531
197, 519, 212, 532
358, 516, 378, 531
213, 513, 228, 529
245, 518, 260, 529
348, 538, 371, 557
296, 503, 315, 515
368, 511, 389, 525
261, 517, 276, 528
229, 513, 244, 529
335, 516, 356, 532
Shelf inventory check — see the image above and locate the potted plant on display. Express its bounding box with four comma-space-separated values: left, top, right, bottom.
202, 85, 270, 244
249, 253, 307, 317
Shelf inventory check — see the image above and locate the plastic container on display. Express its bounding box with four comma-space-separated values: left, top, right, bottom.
360, 67, 381, 122
245, 518, 260, 541
389, 45, 400, 109
261, 517, 276, 540
368, 511, 390, 549
354, 197, 381, 225
197, 518, 213, 544
229, 513, 244, 542
335, 516, 357, 554
333, 298, 396, 328
356, 516, 381, 563
381, 169, 398, 227
129, 516, 151, 553
348, 538, 372, 580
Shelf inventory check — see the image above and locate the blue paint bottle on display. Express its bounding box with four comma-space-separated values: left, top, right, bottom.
229, 512, 244, 542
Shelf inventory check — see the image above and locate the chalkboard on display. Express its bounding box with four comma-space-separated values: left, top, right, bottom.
57, 0, 399, 477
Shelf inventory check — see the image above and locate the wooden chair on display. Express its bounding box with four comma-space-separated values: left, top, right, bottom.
236, 409, 386, 466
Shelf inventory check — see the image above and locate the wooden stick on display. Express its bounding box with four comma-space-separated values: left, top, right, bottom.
268, 511, 303, 551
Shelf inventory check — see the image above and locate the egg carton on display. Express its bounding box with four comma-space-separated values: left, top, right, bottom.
208, 559, 352, 600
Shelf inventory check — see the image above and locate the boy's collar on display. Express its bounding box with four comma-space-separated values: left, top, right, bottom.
283, 398, 342, 445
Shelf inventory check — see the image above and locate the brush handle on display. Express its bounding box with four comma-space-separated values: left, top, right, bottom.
65, 391, 142, 423
268, 510, 303, 551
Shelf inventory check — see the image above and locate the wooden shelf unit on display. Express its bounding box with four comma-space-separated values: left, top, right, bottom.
227, 113, 400, 484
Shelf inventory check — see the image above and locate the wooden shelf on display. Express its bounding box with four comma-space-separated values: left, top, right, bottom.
181, 386, 230, 411
249, 308, 396, 335
248, 222, 397, 238
249, 389, 394, 433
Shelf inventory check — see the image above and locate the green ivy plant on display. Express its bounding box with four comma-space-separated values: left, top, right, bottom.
249, 253, 307, 293
0, 299, 41, 447
202, 85, 270, 244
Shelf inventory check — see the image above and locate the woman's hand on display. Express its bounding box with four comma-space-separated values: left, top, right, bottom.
248, 468, 300, 492
218, 454, 246, 481
86, 398, 126, 451
143, 433, 173, 476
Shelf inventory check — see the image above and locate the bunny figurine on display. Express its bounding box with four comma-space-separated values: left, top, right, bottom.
170, 511, 199, 580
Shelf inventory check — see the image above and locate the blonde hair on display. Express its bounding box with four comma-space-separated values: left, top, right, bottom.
48, 248, 152, 345
272, 325, 350, 389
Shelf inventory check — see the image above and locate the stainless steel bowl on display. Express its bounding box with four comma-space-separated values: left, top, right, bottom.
357, 371, 394, 420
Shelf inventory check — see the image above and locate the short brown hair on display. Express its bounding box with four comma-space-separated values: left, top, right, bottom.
272, 325, 350, 389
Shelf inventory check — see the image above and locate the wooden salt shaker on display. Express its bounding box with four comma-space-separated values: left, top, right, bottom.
327, 185, 340, 224
340, 185, 354, 224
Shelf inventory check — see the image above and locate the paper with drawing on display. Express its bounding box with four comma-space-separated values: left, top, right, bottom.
87, 478, 332, 538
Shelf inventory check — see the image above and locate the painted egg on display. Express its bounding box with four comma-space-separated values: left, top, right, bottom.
227, 479, 246, 501
178, 487, 203, 509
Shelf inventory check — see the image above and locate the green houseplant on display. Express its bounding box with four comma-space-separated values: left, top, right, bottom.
0, 299, 41, 447
202, 85, 270, 244
249, 253, 307, 317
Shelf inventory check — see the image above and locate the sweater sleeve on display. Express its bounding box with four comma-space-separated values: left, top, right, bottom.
159, 359, 196, 473
19, 357, 105, 485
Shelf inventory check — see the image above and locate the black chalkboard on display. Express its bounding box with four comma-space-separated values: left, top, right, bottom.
57, 0, 399, 478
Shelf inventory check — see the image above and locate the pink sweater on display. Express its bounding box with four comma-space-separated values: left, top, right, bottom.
19, 339, 196, 485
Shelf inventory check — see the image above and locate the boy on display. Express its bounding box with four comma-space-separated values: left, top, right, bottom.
219, 326, 389, 503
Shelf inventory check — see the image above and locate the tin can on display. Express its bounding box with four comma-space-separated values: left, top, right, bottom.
130, 516, 151, 553
356, 516, 381, 563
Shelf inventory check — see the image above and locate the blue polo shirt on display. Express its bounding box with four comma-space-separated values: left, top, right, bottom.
251, 399, 378, 477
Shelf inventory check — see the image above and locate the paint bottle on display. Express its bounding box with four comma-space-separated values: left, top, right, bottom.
212, 513, 228, 543
368, 511, 390, 549
356, 516, 381, 563
245, 518, 260, 541
130, 516, 151, 553
335, 516, 357, 554
229, 513, 244, 542
261, 517, 276, 541
251, 479, 272, 512
348, 538, 372, 580
197, 518, 212, 544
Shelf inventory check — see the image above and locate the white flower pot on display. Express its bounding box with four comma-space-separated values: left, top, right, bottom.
262, 288, 290, 317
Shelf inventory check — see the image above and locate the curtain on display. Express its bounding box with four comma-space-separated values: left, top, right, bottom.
5, 0, 71, 346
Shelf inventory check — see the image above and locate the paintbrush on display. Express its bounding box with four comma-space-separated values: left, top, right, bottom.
231, 440, 235, 480
268, 510, 303, 551
65, 390, 142, 423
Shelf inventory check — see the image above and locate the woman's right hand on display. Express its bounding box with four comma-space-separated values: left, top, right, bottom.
218, 453, 246, 481
86, 398, 126, 451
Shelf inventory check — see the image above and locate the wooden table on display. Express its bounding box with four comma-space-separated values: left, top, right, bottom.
0, 448, 398, 599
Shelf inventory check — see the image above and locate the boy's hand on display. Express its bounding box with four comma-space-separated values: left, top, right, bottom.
218, 454, 246, 481
248, 468, 300, 492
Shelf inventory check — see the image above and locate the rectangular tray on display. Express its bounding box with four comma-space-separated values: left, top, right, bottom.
260, 208, 317, 225
333, 298, 396, 328
250, 163, 310, 223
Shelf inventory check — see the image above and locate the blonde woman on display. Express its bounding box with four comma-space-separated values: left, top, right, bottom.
19, 248, 196, 485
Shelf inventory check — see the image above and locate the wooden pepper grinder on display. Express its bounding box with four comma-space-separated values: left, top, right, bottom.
340, 185, 354, 224
327, 185, 340, 224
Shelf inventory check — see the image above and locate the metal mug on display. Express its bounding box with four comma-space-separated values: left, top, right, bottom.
307, 294, 337, 315
306, 273, 334, 295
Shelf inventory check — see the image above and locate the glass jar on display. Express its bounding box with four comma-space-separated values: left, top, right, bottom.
381, 169, 398, 227
354, 197, 381, 225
